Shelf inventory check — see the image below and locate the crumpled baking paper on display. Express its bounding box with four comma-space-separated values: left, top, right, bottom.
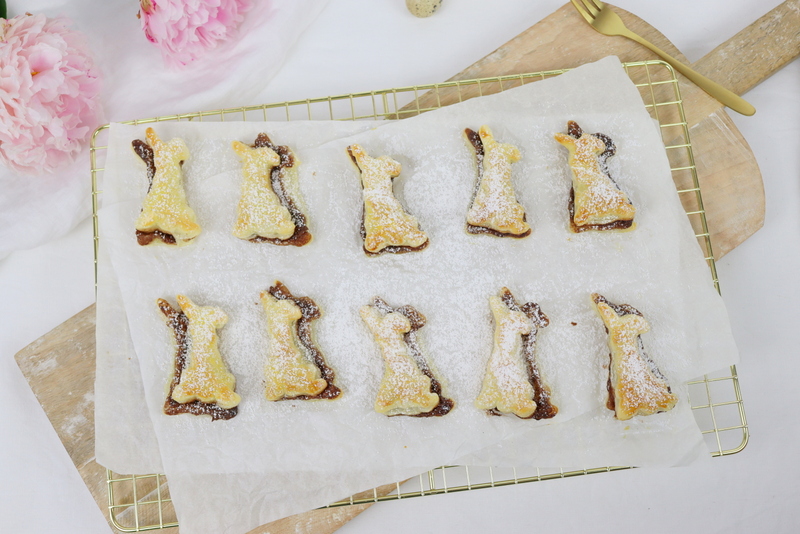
96, 57, 738, 534
96, 119, 378, 474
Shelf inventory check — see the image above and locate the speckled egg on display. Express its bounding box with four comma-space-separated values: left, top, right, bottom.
406, 0, 443, 18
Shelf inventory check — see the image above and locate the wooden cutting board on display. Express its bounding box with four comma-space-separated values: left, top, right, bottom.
14, 303, 398, 534
407, 1, 799, 258
15, 2, 800, 533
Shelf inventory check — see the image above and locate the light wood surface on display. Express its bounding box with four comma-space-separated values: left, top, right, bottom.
14, 303, 395, 534
14, 2, 800, 532
687, 0, 800, 119
14, 305, 109, 524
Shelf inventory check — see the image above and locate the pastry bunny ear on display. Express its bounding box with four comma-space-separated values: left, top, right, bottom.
347, 143, 366, 163
554, 132, 576, 148
478, 125, 497, 149
232, 140, 280, 163
521, 301, 549, 328
145, 127, 161, 148
377, 155, 402, 176
567, 120, 583, 138
231, 140, 252, 157
176, 294, 193, 312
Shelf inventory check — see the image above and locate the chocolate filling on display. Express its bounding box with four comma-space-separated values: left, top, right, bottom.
247, 133, 312, 247
592, 294, 671, 416
464, 128, 531, 239
486, 289, 557, 420
606, 352, 616, 412
132, 138, 185, 246
137, 229, 177, 246
568, 189, 634, 233
564, 121, 634, 233
373, 297, 454, 417
267, 281, 341, 400
158, 299, 238, 420
132, 139, 156, 191
347, 147, 429, 256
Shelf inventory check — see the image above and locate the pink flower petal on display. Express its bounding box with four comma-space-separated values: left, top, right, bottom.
0, 14, 102, 174
140, 0, 253, 67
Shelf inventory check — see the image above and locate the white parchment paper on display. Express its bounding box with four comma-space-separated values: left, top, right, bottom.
95, 119, 378, 474
95, 239, 163, 473
97, 57, 738, 534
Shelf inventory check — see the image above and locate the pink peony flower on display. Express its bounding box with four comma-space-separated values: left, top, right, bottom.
0, 14, 102, 175
139, 0, 253, 68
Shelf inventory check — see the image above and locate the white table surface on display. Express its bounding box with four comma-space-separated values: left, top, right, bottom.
2, 1, 798, 532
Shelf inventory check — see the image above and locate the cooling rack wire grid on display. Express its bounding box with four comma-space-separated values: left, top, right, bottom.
90, 60, 748, 532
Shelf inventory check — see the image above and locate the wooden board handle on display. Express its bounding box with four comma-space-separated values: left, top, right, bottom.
693, 0, 800, 95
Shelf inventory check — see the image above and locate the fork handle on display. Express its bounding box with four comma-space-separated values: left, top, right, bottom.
620, 29, 756, 116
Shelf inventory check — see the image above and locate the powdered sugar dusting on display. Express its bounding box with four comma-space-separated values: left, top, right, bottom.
232, 141, 295, 240
466, 126, 530, 236
475, 294, 536, 417
593, 294, 678, 421
134, 128, 201, 244
98, 57, 740, 532
360, 302, 441, 416
171, 295, 240, 410
348, 144, 428, 253
260, 289, 327, 400
555, 122, 635, 228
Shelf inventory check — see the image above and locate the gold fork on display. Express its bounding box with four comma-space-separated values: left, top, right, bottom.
570, 0, 755, 116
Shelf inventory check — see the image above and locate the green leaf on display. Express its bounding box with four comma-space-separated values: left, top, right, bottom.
1, 0, 7, 20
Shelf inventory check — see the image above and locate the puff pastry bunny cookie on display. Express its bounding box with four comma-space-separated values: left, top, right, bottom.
232, 133, 312, 246
158, 295, 240, 420
260, 281, 341, 400
475, 288, 557, 419
592, 293, 678, 420
360, 298, 453, 417
555, 121, 635, 232
348, 144, 429, 255
133, 128, 201, 246
465, 126, 531, 238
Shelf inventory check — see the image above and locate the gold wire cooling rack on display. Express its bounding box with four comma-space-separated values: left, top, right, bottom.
90, 60, 748, 532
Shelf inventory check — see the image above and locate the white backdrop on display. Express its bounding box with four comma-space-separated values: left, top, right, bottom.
1, 1, 797, 533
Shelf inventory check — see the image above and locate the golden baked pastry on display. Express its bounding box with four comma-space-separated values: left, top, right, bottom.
360, 298, 453, 417
158, 295, 240, 419
464, 126, 531, 238
347, 144, 429, 255
133, 128, 201, 246
232, 133, 312, 246
554, 121, 635, 232
591, 293, 678, 421
475, 288, 557, 419
261, 281, 341, 400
